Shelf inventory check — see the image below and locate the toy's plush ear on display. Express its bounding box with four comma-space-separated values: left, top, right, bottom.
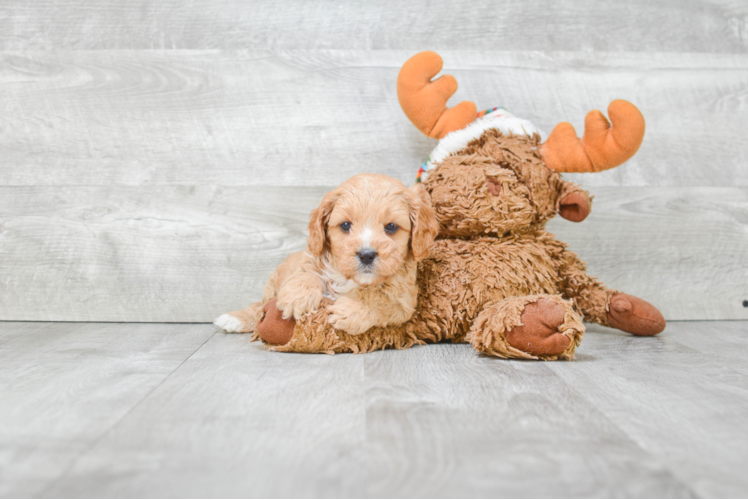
558, 191, 592, 222
307, 189, 338, 256
556, 181, 592, 222
408, 184, 440, 261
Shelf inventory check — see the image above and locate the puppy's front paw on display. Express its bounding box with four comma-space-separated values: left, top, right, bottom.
328, 302, 372, 335
276, 287, 324, 320
214, 313, 247, 333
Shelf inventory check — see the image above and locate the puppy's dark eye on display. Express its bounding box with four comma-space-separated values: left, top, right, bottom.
339, 221, 352, 233
384, 223, 398, 234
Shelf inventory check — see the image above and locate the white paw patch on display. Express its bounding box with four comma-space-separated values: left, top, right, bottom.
214, 314, 244, 333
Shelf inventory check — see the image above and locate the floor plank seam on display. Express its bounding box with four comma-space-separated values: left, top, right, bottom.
37, 326, 219, 497
546, 364, 701, 497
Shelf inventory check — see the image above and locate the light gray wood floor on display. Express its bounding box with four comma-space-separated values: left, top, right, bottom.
2, 320, 747, 498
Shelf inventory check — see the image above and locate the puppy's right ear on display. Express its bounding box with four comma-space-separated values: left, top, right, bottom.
308, 190, 338, 256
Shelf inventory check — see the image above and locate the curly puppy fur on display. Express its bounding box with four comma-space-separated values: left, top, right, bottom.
215, 173, 438, 336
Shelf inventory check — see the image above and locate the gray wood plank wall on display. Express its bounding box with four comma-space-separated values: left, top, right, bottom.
1, 1, 746, 322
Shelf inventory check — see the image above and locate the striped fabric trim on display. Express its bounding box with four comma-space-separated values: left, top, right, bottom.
476, 106, 505, 119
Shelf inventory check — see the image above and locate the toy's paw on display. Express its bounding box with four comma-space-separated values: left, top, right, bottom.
276, 286, 324, 320
505, 298, 571, 357
608, 293, 666, 336
214, 313, 248, 333
327, 301, 371, 335
256, 298, 296, 345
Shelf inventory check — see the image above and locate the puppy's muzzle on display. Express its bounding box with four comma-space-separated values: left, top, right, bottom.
357, 248, 378, 266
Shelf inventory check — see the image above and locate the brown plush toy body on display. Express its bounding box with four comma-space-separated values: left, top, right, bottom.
253, 52, 665, 360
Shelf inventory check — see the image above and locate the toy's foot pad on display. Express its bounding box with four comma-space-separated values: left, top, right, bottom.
607, 293, 666, 336
256, 298, 295, 345
505, 298, 571, 357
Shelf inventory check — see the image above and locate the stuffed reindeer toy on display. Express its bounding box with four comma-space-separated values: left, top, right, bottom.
244, 51, 666, 360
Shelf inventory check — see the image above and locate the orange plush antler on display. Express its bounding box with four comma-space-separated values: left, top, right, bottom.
541, 100, 645, 173
397, 51, 477, 139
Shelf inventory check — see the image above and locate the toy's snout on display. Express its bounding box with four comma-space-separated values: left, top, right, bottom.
486, 177, 502, 197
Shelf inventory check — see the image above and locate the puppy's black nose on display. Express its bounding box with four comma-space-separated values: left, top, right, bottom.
357, 249, 378, 265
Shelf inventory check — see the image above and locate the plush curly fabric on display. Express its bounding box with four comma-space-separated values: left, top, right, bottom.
246, 50, 666, 360
253, 130, 669, 360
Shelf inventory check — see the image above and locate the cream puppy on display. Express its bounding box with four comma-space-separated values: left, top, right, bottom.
215, 173, 439, 336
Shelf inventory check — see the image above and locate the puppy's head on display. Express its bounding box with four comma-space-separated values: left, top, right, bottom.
308, 173, 438, 286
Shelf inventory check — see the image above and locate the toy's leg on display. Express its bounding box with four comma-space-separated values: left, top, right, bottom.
467, 295, 584, 360
255, 298, 428, 354
557, 250, 665, 336
608, 293, 666, 336
254, 297, 335, 350
214, 301, 264, 334
254, 298, 296, 345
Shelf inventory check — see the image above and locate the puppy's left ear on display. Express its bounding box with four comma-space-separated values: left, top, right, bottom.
408, 184, 440, 261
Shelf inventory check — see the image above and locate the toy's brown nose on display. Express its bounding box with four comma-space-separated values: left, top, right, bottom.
486, 177, 502, 196
357, 249, 377, 265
